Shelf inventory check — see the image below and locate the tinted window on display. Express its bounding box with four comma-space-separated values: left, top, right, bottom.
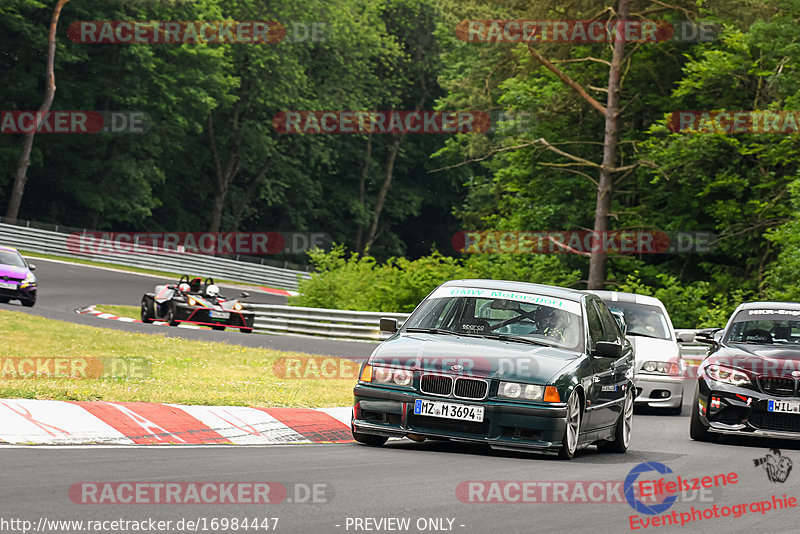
0, 251, 26, 268
605, 301, 670, 340
404, 288, 584, 350
595, 301, 622, 342
585, 299, 605, 345
725, 308, 800, 345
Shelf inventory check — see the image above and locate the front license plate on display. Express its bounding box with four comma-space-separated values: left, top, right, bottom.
414, 399, 484, 422
209, 310, 230, 319
0, 282, 16, 289
768, 400, 800, 413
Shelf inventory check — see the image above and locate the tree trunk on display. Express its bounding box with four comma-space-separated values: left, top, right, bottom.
231, 158, 271, 231
6, 0, 71, 219
587, 0, 629, 290
355, 135, 372, 254
207, 110, 241, 232
364, 135, 401, 251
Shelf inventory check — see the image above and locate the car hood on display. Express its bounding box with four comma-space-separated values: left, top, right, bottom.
709, 345, 800, 376
0, 265, 29, 279
369, 333, 580, 383
627, 335, 680, 363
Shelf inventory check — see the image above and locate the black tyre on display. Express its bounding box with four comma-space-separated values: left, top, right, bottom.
599, 389, 634, 453
166, 305, 179, 327
241, 328, 253, 334
211, 325, 225, 331
0, 297, 9, 303
558, 389, 582, 460
352, 430, 388, 446
689, 385, 715, 442
21, 295, 35, 307
140, 298, 154, 323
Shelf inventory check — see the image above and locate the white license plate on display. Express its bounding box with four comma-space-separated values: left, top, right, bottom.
0, 282, 16, 289
209, 310, 230, 319
414, 399, 484, 422
768, 400, 800, 413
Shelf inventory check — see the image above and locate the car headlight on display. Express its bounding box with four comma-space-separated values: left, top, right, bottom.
640, 361, 683, 375
705, 364, 750, 386
23, 273, 36, 284
498, 381, 545, 400
234, 302, 243, 311
360, 365, 413, 387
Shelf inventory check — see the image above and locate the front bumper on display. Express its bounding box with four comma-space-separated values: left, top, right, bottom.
696, 376, 800, 439
173, 305, 255, 329
634, 373, 684, 409
352, 384, 568, 451
0, 282, 36, 302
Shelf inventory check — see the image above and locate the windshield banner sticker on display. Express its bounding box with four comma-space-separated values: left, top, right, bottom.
428, 286, 581, 315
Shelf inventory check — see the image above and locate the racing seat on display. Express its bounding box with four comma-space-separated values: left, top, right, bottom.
743, 329, 772, 343
773, 326, 792, 341
189, 277, 203, 293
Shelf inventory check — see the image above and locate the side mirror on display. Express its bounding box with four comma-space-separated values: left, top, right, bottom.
239, 292, 250, 299
694, 328, 721, 345
675, 330, 695, 343
380, 317, 399, 333
594, 341, 622, 358
28, 264, 36, 271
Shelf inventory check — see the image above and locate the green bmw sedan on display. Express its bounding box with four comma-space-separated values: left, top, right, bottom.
352, 279, 635, 459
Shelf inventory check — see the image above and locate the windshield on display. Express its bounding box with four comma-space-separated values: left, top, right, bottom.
726, 309, 800, 346
606, 301, 671, 340
403, 286, 584, 350
0, 251, 26, 268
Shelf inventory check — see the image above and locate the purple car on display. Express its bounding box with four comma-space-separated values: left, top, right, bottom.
0, 245, 37, 307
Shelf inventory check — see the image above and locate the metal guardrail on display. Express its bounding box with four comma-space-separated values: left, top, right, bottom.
0, 222, 311, 290
251, 304, 410, 341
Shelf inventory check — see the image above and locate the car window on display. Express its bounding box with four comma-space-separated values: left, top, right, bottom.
726, 309, 800, 345
606, 301, 670, 340
403, 287, 584, 350
595, 301, 622, 342
585, 299, 605, 346
0, 251, 26, 268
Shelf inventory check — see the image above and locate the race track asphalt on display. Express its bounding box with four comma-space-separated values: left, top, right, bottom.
0, 257, 378, 358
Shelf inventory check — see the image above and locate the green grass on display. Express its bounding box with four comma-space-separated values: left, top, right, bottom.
20, 250, 297, 290
0, 309, 357, 407
94, 304, 141, 320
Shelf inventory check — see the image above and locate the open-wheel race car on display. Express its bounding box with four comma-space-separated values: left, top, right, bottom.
140, 275, 255, 333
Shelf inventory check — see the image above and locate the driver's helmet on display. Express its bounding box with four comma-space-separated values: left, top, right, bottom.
178, 283, 190, 292
205, 284, 220, 298
539, 307, 567, 340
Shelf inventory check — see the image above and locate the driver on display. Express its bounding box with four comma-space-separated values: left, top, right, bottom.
538, 307, 567, 341
205, 284, 220, 298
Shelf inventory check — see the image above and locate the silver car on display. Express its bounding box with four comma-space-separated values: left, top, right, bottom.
587, 291, 686, 414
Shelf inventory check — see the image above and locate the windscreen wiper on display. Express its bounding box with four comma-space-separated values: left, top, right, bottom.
482, 333, 551, 347
626, 331, 664, 339
405, 327, 461, 336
